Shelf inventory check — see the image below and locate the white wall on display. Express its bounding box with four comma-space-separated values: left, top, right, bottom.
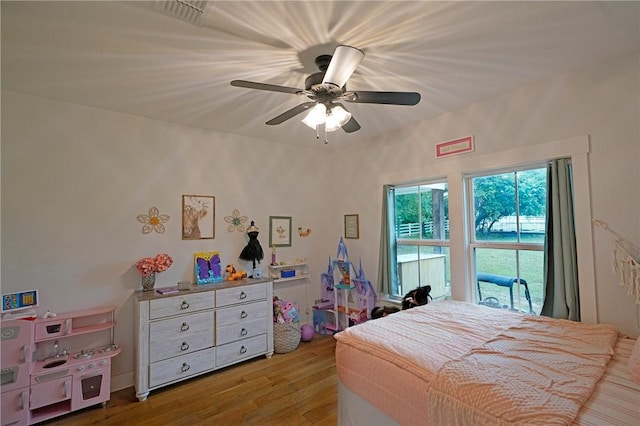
0, 93, 337, 390
2, 51, 638, 392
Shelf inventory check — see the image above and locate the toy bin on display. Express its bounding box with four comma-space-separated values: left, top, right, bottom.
273, 321, 301, 353
280, 270, 295, 279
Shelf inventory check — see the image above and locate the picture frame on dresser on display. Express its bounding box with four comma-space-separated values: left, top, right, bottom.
194, 251, 223, 284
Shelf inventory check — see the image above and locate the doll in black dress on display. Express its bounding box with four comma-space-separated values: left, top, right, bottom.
239, 220, 264, 270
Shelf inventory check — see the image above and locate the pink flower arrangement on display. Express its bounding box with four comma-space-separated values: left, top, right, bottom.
136, 253, 173, 277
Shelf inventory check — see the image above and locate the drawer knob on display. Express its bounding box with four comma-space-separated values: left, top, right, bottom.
240, 328, 248, 336
180, 342, 190, 351
181, 363, 190, 373
180, 322, 190, 332
239, 291, 247, 300
180, 301, 190, 310
240, 345, 247, 355
240, 311, 248, 319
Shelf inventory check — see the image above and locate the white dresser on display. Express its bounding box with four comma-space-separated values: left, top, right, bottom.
134, 278, 273, 401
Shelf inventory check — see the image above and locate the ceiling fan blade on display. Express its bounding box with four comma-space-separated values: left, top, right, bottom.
266, 102, 317, 125
346, 91, 421, 105
322, 45, 364, 88
231, 80, 302, 95
341, 116, 361, 133
332, 103, 360, 133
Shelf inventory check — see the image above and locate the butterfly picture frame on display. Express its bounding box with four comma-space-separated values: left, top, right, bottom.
194, 251, 223, 284
269, 216, 292, 247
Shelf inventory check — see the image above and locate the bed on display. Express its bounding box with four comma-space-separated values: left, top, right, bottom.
334, 300, 640, 425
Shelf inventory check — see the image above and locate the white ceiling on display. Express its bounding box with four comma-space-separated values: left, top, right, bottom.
2, 1, 639, 147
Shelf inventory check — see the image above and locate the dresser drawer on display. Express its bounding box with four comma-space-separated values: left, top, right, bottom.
216, 300, 268, 327
216, 318, 267, 346
149, 347, 215, 388
216, 335, 267, 368
149, 311, 214, 363
216, 282, 267, 307
149, 292, 214, 320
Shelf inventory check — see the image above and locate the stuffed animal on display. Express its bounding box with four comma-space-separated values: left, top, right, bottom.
401, 285, 432, 310
225, 264, 247, 281
280, 302, 299, 322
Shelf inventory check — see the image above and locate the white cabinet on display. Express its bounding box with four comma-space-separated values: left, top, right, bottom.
134, 279, 273, 402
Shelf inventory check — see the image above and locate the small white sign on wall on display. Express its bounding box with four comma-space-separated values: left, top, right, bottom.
435, 136, 474, 158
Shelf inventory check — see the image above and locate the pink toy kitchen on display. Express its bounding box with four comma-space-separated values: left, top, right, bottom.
1, 290, 121, 426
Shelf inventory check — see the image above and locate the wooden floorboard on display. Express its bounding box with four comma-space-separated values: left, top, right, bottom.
42, 335, 338, 425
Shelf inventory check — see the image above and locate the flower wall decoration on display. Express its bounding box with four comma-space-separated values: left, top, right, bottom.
224, 209, 248, 232
137, 207, 170, 234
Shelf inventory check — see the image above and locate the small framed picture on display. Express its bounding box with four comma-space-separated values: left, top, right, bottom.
182, 195, 215, 240
194, 251, 223, 284
269, 216, 292, 247
344, 214, 359, 239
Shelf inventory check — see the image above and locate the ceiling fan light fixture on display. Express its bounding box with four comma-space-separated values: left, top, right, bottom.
302, 103, 327, 129
322, 45, 364, 88
325, 105, 351, 132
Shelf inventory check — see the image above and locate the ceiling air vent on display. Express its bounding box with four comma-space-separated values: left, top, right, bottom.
156, 0, 207, 25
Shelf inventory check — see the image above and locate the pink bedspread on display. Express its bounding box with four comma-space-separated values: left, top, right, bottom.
335, 301, 628, 425
427, 315, 618, 425
334, 301, 524, 424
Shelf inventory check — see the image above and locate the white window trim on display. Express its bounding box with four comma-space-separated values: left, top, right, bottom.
379, 135, 596, 323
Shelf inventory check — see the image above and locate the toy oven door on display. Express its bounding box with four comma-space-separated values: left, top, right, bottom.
1, 320, 33, 391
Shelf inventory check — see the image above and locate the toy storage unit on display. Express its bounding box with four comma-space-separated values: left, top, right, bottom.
133, 278, 274, 401
1, 306, 121, 426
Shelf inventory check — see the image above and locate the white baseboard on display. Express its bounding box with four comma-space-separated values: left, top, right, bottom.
110, 371, 134, 393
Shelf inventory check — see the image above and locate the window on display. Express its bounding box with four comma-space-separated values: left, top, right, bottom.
380, 137, 593, 320
467, 166, 547, 314
390, 181, 451, 300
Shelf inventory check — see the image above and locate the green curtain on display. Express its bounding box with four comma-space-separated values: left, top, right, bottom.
377, 185, 396, 295
541, 158, 580, 320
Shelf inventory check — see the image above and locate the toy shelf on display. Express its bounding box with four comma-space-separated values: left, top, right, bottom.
268, 262, 309, 283
34, 305, 117, 343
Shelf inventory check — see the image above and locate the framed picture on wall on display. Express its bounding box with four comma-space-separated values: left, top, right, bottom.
182, 195, 215, 240
344, 214, 359, 239
269, 216, 292, 247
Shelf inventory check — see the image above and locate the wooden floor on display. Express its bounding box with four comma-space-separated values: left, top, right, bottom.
43, 335, 338, 426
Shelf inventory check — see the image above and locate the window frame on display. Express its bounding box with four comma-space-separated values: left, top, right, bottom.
391, 180, 451, 300
378, 136, 595, 322
465, 163, 548, 312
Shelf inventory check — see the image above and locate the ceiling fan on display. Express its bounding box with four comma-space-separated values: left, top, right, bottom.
230, 45, 421, 142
